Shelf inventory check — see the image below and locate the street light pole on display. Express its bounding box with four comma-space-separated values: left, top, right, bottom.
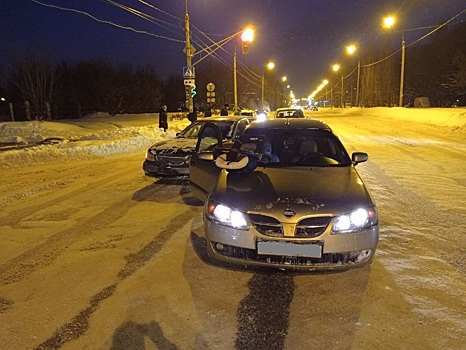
185, 1, 193, 112
261, 62, 275, 110
399, 32, 405, 107
261, 74, 265, 110
341, 74, 344, 108
234, 48, 238, 111
383, 16, 405, 107
356, 60, 361, 107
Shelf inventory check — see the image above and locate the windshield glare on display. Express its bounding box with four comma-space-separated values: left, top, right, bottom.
246, 128, 351, 166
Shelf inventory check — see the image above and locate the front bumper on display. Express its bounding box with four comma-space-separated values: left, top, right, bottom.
143, 160, 189, 177
204, 216, 379, 271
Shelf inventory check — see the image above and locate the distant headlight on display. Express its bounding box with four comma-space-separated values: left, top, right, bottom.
256, 113, 267, 121
207, 201, 249, 230
331, 207, 377, 234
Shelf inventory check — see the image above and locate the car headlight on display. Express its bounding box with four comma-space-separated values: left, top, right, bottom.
331, 207, 377, 234
207, 201, 249, 230
145, 150, 156, 161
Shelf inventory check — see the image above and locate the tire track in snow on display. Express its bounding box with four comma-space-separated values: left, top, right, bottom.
0, 169, 165, 286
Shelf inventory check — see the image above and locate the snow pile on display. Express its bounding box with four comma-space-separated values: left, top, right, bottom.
0, 113, 190, 168
0, 107, 465, 168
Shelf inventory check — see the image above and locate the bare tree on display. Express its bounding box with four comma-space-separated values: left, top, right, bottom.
8, 54, 58, 120
443, 50, 466, 99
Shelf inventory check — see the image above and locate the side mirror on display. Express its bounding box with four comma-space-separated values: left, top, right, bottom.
198, 152, 214, 161
352, 152, 368, 164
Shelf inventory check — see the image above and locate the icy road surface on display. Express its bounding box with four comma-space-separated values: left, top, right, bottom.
0, 109, 465, 349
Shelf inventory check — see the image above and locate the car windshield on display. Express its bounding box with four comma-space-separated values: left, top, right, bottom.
245, 128, 351, 166
179, 120, 237, 139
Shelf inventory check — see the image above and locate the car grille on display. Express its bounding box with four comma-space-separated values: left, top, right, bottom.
248, 214, 282, 237
248, 214, 331, 238
211, 242, 371, 267
156, 155, 187, 167
296, 217, 332, 237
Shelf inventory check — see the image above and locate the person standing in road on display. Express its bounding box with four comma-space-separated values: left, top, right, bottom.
159, 105, 168, 132
220, 104, 229, 116
204, 108, 212, 118
187, 107, 198, 123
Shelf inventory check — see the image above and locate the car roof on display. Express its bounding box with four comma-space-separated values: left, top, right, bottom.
196, 115, 247, 122
248, 118, 331, 130
276, 107, 301, 111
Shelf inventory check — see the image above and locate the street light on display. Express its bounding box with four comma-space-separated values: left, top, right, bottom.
383, 15, 405, 107
261, 62, 275, 110
234, 27, 255, 111
332, 64, 343, 108
346, 43, 360, 107
383, 16, 396, 28
323, 79, 329, 107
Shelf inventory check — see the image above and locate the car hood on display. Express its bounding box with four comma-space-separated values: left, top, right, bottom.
149, 138, 197, 155
210, 166, 373, 217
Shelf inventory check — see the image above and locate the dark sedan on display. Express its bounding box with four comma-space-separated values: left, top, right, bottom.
143, 116, 250, 177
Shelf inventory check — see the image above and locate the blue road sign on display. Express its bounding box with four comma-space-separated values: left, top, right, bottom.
183, 66, 195, 79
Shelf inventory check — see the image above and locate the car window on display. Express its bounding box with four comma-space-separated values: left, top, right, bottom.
244, 128, 351, 166
275, 109, 303, 118
181, 122, 205, 138
197, 124, 222, 153
214, 121, 235, 139
233, 119, 249, 139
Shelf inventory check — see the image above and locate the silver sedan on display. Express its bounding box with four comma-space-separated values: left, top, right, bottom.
189, 118, 379, 271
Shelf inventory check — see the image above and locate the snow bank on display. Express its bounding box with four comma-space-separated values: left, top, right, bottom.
0, 113, 190, 168
336, 107, 466, 129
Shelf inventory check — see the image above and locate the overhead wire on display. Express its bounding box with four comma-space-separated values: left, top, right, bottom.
30, 0, 185, 43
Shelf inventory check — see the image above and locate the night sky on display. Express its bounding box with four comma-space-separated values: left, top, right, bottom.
1, 0, 465, 96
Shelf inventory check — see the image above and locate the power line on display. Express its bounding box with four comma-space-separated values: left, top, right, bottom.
30, 0, 184, 44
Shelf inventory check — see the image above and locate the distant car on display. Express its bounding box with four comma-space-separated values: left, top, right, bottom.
240, 109, 269, 122
143, 116, 250, 177
239, 109, 257, 118
189, 118, 379, 271
275, 107, 305, 118
309, 106, 318, 111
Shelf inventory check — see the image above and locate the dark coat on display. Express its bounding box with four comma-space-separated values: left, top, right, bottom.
159, 109, 168, 131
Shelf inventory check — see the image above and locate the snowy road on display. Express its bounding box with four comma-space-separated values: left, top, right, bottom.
0, 111, 465, 349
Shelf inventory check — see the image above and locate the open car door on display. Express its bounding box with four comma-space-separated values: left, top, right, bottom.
189, 122, 224, 202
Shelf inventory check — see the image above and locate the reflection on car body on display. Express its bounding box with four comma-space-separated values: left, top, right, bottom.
143, 116, 249, 177
189, 118, 379, 271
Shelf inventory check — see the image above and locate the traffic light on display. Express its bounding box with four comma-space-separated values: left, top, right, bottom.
241, 28, 254, 55
184, 85, 190, 101
190, 84, 196, 98
242, 41, 249, 54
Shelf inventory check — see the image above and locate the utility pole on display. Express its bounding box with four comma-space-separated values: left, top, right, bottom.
399, 33, 405, 107
234, 48, 238, 111
185, 2, 193, 112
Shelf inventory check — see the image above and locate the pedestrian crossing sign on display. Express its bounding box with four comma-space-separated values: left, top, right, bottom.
183, 66, 195, 79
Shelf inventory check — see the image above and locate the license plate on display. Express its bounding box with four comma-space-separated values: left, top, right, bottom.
257, 241, 322, 258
